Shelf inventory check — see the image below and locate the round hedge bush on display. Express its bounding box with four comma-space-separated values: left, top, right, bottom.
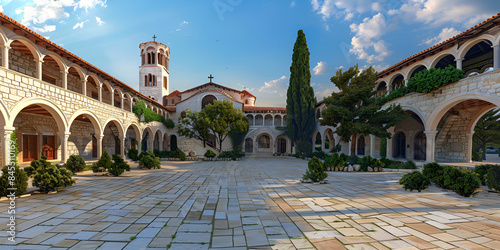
139, 152, 161, 169
204, 149, 216, 158
0, 165, 28, 197
399, 171, 430, 192
65, 155, 86, 173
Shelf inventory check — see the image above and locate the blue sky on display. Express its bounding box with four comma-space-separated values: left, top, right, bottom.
1, 0, 499, 106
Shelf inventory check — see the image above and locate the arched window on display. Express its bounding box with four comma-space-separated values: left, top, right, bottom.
147, 53, 151, 64
393, 132, 406, 158
376, 82, 387, 97
245, 138, 253, 153
164, 77, 168, 89
152, 52, 156, 64
357, 136, 365, 155
153, 75, 156, 86
391, 75, 404, 91
180, 111, 187, 118
141, 51, 145, 65
144, 75, 148, 87
258, 135, 270, 148
202, 95, 217, 109
148, 74, 152, 86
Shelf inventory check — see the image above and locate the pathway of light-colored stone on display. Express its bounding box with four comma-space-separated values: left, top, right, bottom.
1, 157, 500, 249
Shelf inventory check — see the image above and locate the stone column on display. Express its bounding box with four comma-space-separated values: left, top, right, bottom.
97, 134, 104, 158
57, 131, 71, 163
120, 95, 124, 110
110, 89, 115, 107
1, 45, 10, 69
98, 86, 102, 102
321, 133, 326, 152
455, 58, 464, 70
120, 135, 126, 158
36, 59, 43, 80
82, 79, 87, 96
137, 138, 142, 154
1, 127, 15, 166
348, 141, 352, 156
61, 69, 68, 89
466, 131, 474, 163
424, 130, 438, 163
370, 134, 376, 158
387, 127, 395, 160
493, 45, 500, 70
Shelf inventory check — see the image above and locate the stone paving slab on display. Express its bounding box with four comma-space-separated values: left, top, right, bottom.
2, 157, 500, 249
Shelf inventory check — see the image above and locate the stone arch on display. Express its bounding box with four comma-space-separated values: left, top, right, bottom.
67, 66, 85, 94
7, 36, 42, 61
143, 126, 154, 152
246, 114, 254, 126
256, 133, 272, 149
429, 52, 457, 69
406, 64, 428, 80
389, 73, 404, 91
324, 128, 334, 151
101, 81, 114, 106
125, 122, 142, 140
276, 135, 288, 154
9, 97, 68, 131
313, 130, 322, 151
102, 118, 124, 138
41, 52, 67, 71
123, 93, 133, 112
68, 109, 102, 136
102, 118, 124, 156
401, 105, 427, 130
426, 92, 500, 131
264, 114, 273, 126
375, 81, 387, 97
274, 114, 282, 126
113, 87, 124, 109
255, 114, 263, 126
153, 129, 162, 151
0, 99, 10, 126
202, 94, 217, 109
245, 137, 253, 153
163, 133, 169, 151
0, 28, 8, 46
457, 34, 496, 60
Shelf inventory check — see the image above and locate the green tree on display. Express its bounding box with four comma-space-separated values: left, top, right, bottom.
286, 30, 315, 156
473, 109, 500, 160
10, 131, 19, 164
177, 109, 210, 147
321, 65, 408, 162
203, 100, 249, 152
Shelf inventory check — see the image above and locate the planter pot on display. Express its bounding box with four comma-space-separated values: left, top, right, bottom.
368, 167, 373, 172
353, 164, 361, 171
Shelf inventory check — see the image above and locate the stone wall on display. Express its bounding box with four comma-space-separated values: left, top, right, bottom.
67, 73, 82, 94
9, 50, 36, 78
68, 120, 94, 159
42, 61, 63, 88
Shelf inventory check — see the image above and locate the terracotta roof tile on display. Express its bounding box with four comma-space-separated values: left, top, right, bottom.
243, 106, 286, 112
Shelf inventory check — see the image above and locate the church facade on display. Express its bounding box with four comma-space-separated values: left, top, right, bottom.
0, 11, 500, 165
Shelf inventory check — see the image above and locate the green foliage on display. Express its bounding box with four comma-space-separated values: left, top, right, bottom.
324, 153, 349, 171
331, 143, 341, 153
96, 151, 112, 171
139, 151, 161, 169
474, 164, 495, 185
10, 131, 19, 165
177, 109, 210, 147
217, 150, 244, 160
303, 156, 328, 182
448, 169, 480, 197
204, 149, 216, 158
133, 100, 175, 129
65, 155, 86, 173
0, 165, 28, 197
25, 157, 75, 192
311, 151, 326, 160
443, 166, 463, 190
176, 148, 186, 161
108, 154, 130, 176
296, 141, 312, 159
422, 162, 445, 188
399, 171, 430, 192
286, 30, 315, 155
371, 158, 385, 169
473, 109, 500, 160
487, 165, 500, 192
405, 160, 417, 169
359, 155, 372, 172
321, 65, 408, 162
379, 137, 387, 158
229, 129, 248, 154
128, 148, 139, 161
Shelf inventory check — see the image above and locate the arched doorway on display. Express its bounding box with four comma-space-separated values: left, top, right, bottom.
314, 132, 322, 151
357, 135, 365, 155
393, 132, 406, 158
414, 131, 426, 160
245, 138, 253, 153
68, 112, 100, 159
202, 95, 217, 109
170, 135, 177, 151
153, 130, 162, 151
103, 120, 123, 156
277, 138, 286, 154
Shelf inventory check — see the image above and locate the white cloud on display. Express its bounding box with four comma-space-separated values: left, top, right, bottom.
313, 61, 328, 75
399, 0, 496, 28
311, 0, 320, 11
349, 13, 391, 63
175, 21, 189, 32
96, 16, 104, 25
16, 0, 74, 25
313, 0, 376, 20
344, 12, 354, 21
335, 65, 344, 70
362, 64, 390, 72
259, 76, 288, 96
290, 1, 295, 8
423, 27, 460, 45
32, 24, 56, 33
0, 5, 3, 12
72, 20, 87, 29
315, 88, 336, 100
74, 0, 107, 12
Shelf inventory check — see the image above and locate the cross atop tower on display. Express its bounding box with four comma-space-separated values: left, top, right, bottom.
152, 34, 157, 42
208, 74, 214, 83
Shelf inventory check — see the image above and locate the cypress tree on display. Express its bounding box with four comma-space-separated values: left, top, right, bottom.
286, 30, 315, 156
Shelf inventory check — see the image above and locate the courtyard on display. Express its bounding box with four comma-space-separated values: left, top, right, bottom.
1, 157, 500, 249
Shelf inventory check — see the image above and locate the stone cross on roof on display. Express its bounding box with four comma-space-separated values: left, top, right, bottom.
152, 35, 157, 42
208, 74, 214, 83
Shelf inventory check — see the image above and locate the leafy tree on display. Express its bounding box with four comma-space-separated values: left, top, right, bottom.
133, 100, 175, 129
473, 109, 500, 160
320, 65, 408, 162
203, 100, 249, 152
286, 30, 315, 156
177, 109, 210, 147
10, 131, 19, 164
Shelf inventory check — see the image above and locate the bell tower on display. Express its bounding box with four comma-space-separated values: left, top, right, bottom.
139, 36, 170, 102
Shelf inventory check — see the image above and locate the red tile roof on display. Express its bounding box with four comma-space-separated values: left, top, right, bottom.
243, 106, 286, 112
164, 106, 176, 112
378, 12, 500, 78
241, 90, 256, 99
0, 13, 167, 110
165, 90, 181, 97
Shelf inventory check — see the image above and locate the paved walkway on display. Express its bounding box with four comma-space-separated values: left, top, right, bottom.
1, 157, 500, 249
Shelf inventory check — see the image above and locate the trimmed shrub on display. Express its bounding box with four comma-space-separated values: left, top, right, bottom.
303, 157, 328, 182
405, 160, 417, 169
359, 155, 372, 171
472, 150, 483, 162
296, 141, 312, 159
204, 149, 216, 158
371, 158, 385, 169
0, 165, 28, 197
399, 171, 430, 192
25, 157, 75, 192
218, 151, 235, 159
176, 148, 186, 161
65, 155, 86, 173
128, 148, 139, 161
443, 166, 462, 189
487, 165, 500, 192
422, 162, 444, 187
109, 154, 130, 176
324, 154, 334, 171
379, 138, 387, 158
139, 152, 161, 169
95, 151, 112, 171
474, 164, 495, 185
311, 151, 327, 160
449, 170, 481, 197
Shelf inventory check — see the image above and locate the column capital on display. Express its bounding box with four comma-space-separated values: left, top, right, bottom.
424, 130, 438, 136
60, 69, 69, 74
369, 134, 375, 139
492, 44, 500, 48
57, 131, 71, 138
454, 57, 465, 62
1, 45, 11, 50
34, 58, 44, 63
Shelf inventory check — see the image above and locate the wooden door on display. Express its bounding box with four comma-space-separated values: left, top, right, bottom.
22, 135, 38, 162
42, 135, 56, 160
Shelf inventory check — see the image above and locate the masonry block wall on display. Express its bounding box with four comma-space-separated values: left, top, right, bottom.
68, 120, 94, 159
9, 50, 36, 78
